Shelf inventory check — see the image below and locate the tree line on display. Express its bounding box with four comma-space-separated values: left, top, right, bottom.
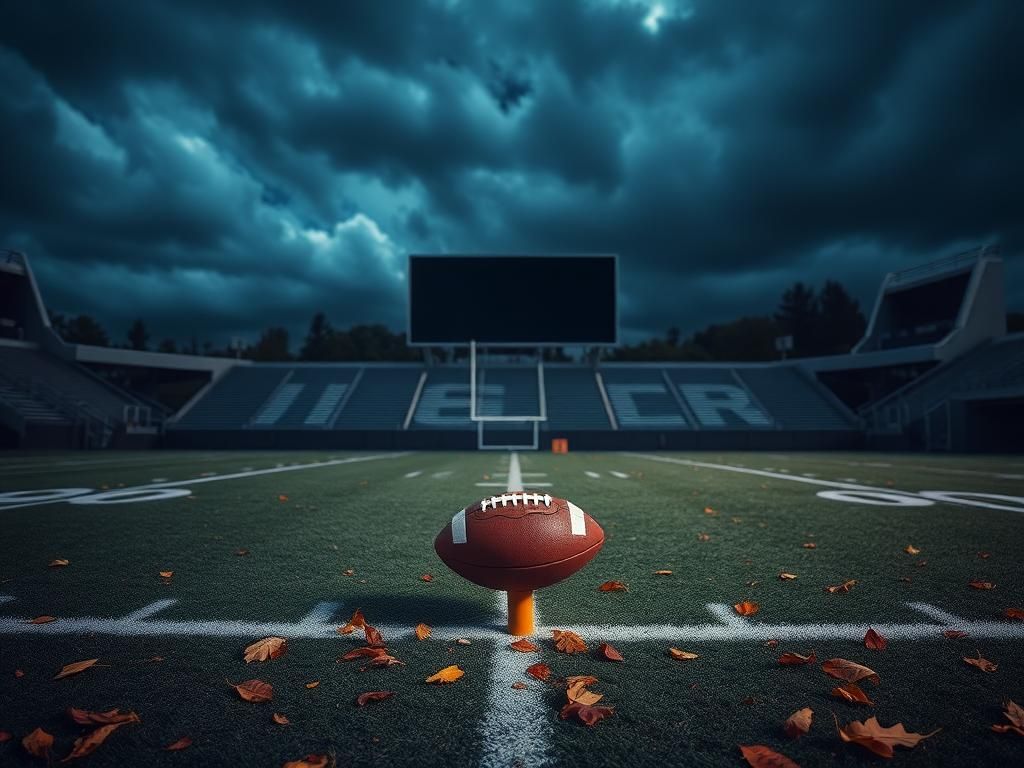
48, 279, 871, 362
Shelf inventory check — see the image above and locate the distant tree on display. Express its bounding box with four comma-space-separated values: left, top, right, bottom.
817, 280, 866, 354
300, 312, 335, 361
250, 327, 291, 361
666, 327, 681, 347
157, 338, 178, 354
187, 335, 199, 355
126, 318, 150, 351
692, 316, 780, 361
61, 314, 110, 346
775, 282, 819, 357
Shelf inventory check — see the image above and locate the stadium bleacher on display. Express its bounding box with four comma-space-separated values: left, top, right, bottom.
599, 368, 688, 429
176, 366, 288, 430
736, 366, 857, 430
333, 367, 421, 430
541, 367, 612, 431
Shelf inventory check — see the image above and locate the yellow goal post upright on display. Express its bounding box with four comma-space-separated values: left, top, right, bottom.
470, 340, 547, 451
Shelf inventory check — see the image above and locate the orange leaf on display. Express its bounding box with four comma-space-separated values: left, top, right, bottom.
778, 651, 816, 666
164, 736, 192, 751
835, 714, 939, 758
598, 580, 628, 592
67, 708, 139, 725
415, 623, 431, 641
778, 573, 798, 581
278, 494, 289, 502
943, 629, 968, 639
739, 744, 799, 768
552, 629, 588, 654
283, 755, 329, 768
992, 699, 1024, 735
567, 677, 603, 706
904, 545, 920, 555
230, 679, 273, 703
21, 728, 53, 759
363, 624, 385, 647
733, 601, 759, 616
28, 616, 56, 624
783, 707, 813, 739
802, 542, 816, 549
340, 647, 389, 661
560, 702, 614, 726
963, 651, 997, 672
512, 682, 527, 690
53, 659, 99, 680
420, 574, 433, 582
598, 642, 623, 662
832, 683, 874, 705
668, 648, 698, 660
159, 571, 173, 579
1003, 608, 1024, 621
825, 579, 857, 594
654, 570, 673, 575
356, 690, 394, 706
273, 713, 290, 725
49, 559, 70, 567
244, 636, 287, 663
369, 655, 405, 668
526, 663, 551, 681
822, 658, 880, 685
863, 628, 887, 651
63, 721, 132, 761
425, 665, 464, 684
337, 608, 367, 634
305, 681, 320, 689
969, 580, 995, 590
703, 506, 717, 515
510, 638, 539, 653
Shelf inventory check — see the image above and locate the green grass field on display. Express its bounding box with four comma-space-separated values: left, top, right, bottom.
1, 450, 1023, 767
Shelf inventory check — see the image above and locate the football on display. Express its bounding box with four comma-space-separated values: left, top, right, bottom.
434, 492, 605, 591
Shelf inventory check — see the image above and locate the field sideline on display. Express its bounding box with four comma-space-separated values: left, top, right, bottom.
1, 450, 1022, 767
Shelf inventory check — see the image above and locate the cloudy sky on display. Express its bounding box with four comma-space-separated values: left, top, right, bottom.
1, 1, 1021, 347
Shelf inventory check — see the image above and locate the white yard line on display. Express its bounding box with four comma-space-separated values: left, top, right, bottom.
584, 471, 601, 479
609, 471, 629, 479
475, 482, 552, 488
404, 471, 423, 478
1, 597, 1017, 642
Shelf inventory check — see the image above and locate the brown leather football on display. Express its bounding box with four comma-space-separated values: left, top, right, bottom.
434, 492, 604, 591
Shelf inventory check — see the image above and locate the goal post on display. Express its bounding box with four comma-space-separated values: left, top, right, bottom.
471, 340, 547, 450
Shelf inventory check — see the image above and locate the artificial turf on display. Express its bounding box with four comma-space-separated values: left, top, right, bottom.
0, 450, 1022, 766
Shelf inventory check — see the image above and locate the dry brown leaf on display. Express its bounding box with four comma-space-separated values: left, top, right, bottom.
230, 679, 273, 702
832, 682, 875, 705
305, 681, 320, 689
235, 548, 250, 556
159, 571, 173, 579
778, 651, 816, 666
244, 636, 287, 663
969, 580, 995, 590
49, 559, 70, 567
943, 629, 968, 639
963, 651, 997, 672
697, 533, 711, 542
337, 608, 367, 634
356, 691, 394, 706
863, 628, 887, 651
63, 721, 132, 761
991, 699, 1024, 737
904, 545, 920, 555
28, 616, 56, 624
414, 623, 431, 641
512, 682, 527, 690
783, 707, 813, 739
369, 655, 405, 668
598, 642, 624, 662
978, 551, 991, 559
425, 665, 464, 684
278, 494, 289, 502
67, 708, 139, 726
526, 663, 551, 681
802, 542, 816, 549
552, 629, 588, 654
455, 638, 471, 645
510, 638, 539, 653
654, 569, 673, 575
340, 647, 389, 661
704, 506, 717, 515
420, 573, 433, 582
822, 658, 880, 685
53, 659, 99, 680
1003, 608, 1024, 621
164, 736, 192, 751
835, 714, 939, 758
778, 573, 798, 581
739, 744, 799, 768
273, 713, 290, 725
764, 639, 779, 649
0, 731, 11, 743
21, 728, 53, 759
825, 579, 857, 594
567, 678, 603, 706
363, 624, 385, 647
668, 648, 699, 660
560, 702, 614, 726
598, 580, 628, 592
733, 601, 759, 616
283, 755, 329, 768
342, 568, 354, 576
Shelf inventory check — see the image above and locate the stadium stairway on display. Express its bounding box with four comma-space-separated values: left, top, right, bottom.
332, 366, 422, 430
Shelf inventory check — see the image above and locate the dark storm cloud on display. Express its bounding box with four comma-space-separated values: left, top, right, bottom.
0, 0, 1021, 346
